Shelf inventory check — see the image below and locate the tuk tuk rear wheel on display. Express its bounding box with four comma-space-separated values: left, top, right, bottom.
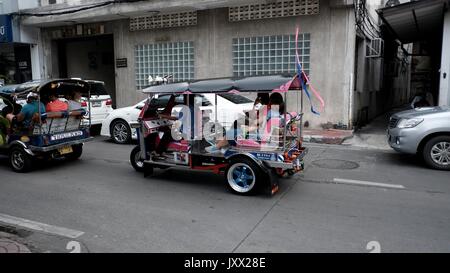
225, 158, 262, 195
9, 147, 33, 173
130, 146, 145, 172
66, 144, 83, 161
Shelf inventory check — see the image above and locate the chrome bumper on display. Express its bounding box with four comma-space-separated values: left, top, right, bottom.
28, 137, 94, 152
264, 148, 308, 170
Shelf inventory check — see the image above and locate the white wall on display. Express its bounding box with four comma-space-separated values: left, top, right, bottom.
439, 10, 450, 106
18, 0, 39, 10
0, 0, 18, 14
110, 3, 357, 129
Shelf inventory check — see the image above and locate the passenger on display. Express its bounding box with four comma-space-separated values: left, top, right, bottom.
67, 91, 83, 111
266, 92, 286, 120
245, 92, 285, 138
206, 93, 286, 153
205, 116, 247, 153
46, 94, 68, 112
7, 92, 45, 128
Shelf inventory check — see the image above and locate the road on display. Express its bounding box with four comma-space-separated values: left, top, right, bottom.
0, 137, 449, 253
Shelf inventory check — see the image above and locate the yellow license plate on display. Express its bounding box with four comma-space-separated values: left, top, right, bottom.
58, 146, 73, 155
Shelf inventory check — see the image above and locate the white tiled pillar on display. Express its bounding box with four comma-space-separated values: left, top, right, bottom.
439, 10, 450, 106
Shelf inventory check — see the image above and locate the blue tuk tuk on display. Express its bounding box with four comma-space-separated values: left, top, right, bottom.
0, 79, 93, 172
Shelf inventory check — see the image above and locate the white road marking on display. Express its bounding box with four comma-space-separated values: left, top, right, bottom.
333, 178, 405, 189
0, 213, 84, 239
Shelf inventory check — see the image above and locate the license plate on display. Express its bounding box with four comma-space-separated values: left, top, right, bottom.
92, 101, 102, 107
58, 146, 73, 155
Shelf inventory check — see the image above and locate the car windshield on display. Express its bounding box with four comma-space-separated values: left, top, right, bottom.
150, 95, 184, 108
218, 94, 253, 104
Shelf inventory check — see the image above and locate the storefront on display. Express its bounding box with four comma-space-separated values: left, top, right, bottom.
0, 14, 33, 85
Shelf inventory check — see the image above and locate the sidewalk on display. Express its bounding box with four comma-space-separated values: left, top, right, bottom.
302, 129, 354, 145
342, 111, 398, 150
0, 231, 32, 253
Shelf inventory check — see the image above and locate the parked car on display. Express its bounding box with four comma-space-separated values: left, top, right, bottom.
101, 93, 254, 144
387, 106, 450, 170
81, 80, 114, 127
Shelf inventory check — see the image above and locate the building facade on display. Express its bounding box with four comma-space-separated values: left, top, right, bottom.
17, 0, 394, 129
0, 0, 40, 85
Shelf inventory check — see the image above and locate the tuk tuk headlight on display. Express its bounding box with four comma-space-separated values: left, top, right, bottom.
397, 118, 424, 129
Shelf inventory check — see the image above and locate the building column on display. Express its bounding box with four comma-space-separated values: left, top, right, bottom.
439, 10, 450, 106
30, 44, 40, 80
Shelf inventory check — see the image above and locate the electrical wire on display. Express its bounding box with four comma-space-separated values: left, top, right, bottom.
13, 0, 149, 17
354, 0, 381, 40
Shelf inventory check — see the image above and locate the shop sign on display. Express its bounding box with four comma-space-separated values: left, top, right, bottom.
0, 15, 13, 43
116, 58, 128, 68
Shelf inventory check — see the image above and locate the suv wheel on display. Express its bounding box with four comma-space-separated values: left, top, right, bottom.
423, 136, 450, 171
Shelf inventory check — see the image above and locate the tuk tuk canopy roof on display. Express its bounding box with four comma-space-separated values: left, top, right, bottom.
0, 79, 89, 96
142, 75, 301, 94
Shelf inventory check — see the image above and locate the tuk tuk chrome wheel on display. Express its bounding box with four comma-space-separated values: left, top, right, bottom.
226, 161, 258, 194
130, 146, 145, 172
10, 147, 32, 173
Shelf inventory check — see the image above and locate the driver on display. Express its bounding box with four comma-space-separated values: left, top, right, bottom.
7, 92, 45, 128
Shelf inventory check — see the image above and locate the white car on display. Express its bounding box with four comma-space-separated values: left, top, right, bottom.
101, 93, 255, 144
81, 80, 114, 126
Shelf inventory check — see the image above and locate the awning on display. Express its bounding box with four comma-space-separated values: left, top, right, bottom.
377, 0, 449, 44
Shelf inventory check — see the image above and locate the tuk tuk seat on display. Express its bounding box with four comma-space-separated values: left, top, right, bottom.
32, 110, 85, 135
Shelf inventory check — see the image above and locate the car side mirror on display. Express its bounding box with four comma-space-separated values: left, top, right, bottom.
136, 104, 145, 110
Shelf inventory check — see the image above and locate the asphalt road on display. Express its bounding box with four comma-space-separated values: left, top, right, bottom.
0, 137, 449, 253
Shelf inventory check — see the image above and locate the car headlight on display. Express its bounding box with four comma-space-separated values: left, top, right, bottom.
397, 118, 424, 129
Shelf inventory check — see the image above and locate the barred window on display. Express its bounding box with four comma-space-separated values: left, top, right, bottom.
135, 42, 194, 90
130, 11, 197, 31
232, 34, 310, 77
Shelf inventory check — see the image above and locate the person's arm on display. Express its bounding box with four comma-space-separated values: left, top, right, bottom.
15, 112, 25, 122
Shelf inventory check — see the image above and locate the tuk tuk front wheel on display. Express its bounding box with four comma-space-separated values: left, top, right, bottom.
9, 147, 33, 173
225, 158, 262, 195
130, 146, 145, 172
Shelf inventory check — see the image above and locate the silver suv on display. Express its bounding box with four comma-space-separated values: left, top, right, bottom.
387, 106, 450, 171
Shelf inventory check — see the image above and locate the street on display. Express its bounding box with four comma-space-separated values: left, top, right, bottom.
0, 136, 449, 253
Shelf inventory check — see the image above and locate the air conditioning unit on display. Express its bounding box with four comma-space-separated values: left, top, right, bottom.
366, 38, 384, 58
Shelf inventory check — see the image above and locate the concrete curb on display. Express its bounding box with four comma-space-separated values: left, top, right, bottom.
302, 130, 354, 145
